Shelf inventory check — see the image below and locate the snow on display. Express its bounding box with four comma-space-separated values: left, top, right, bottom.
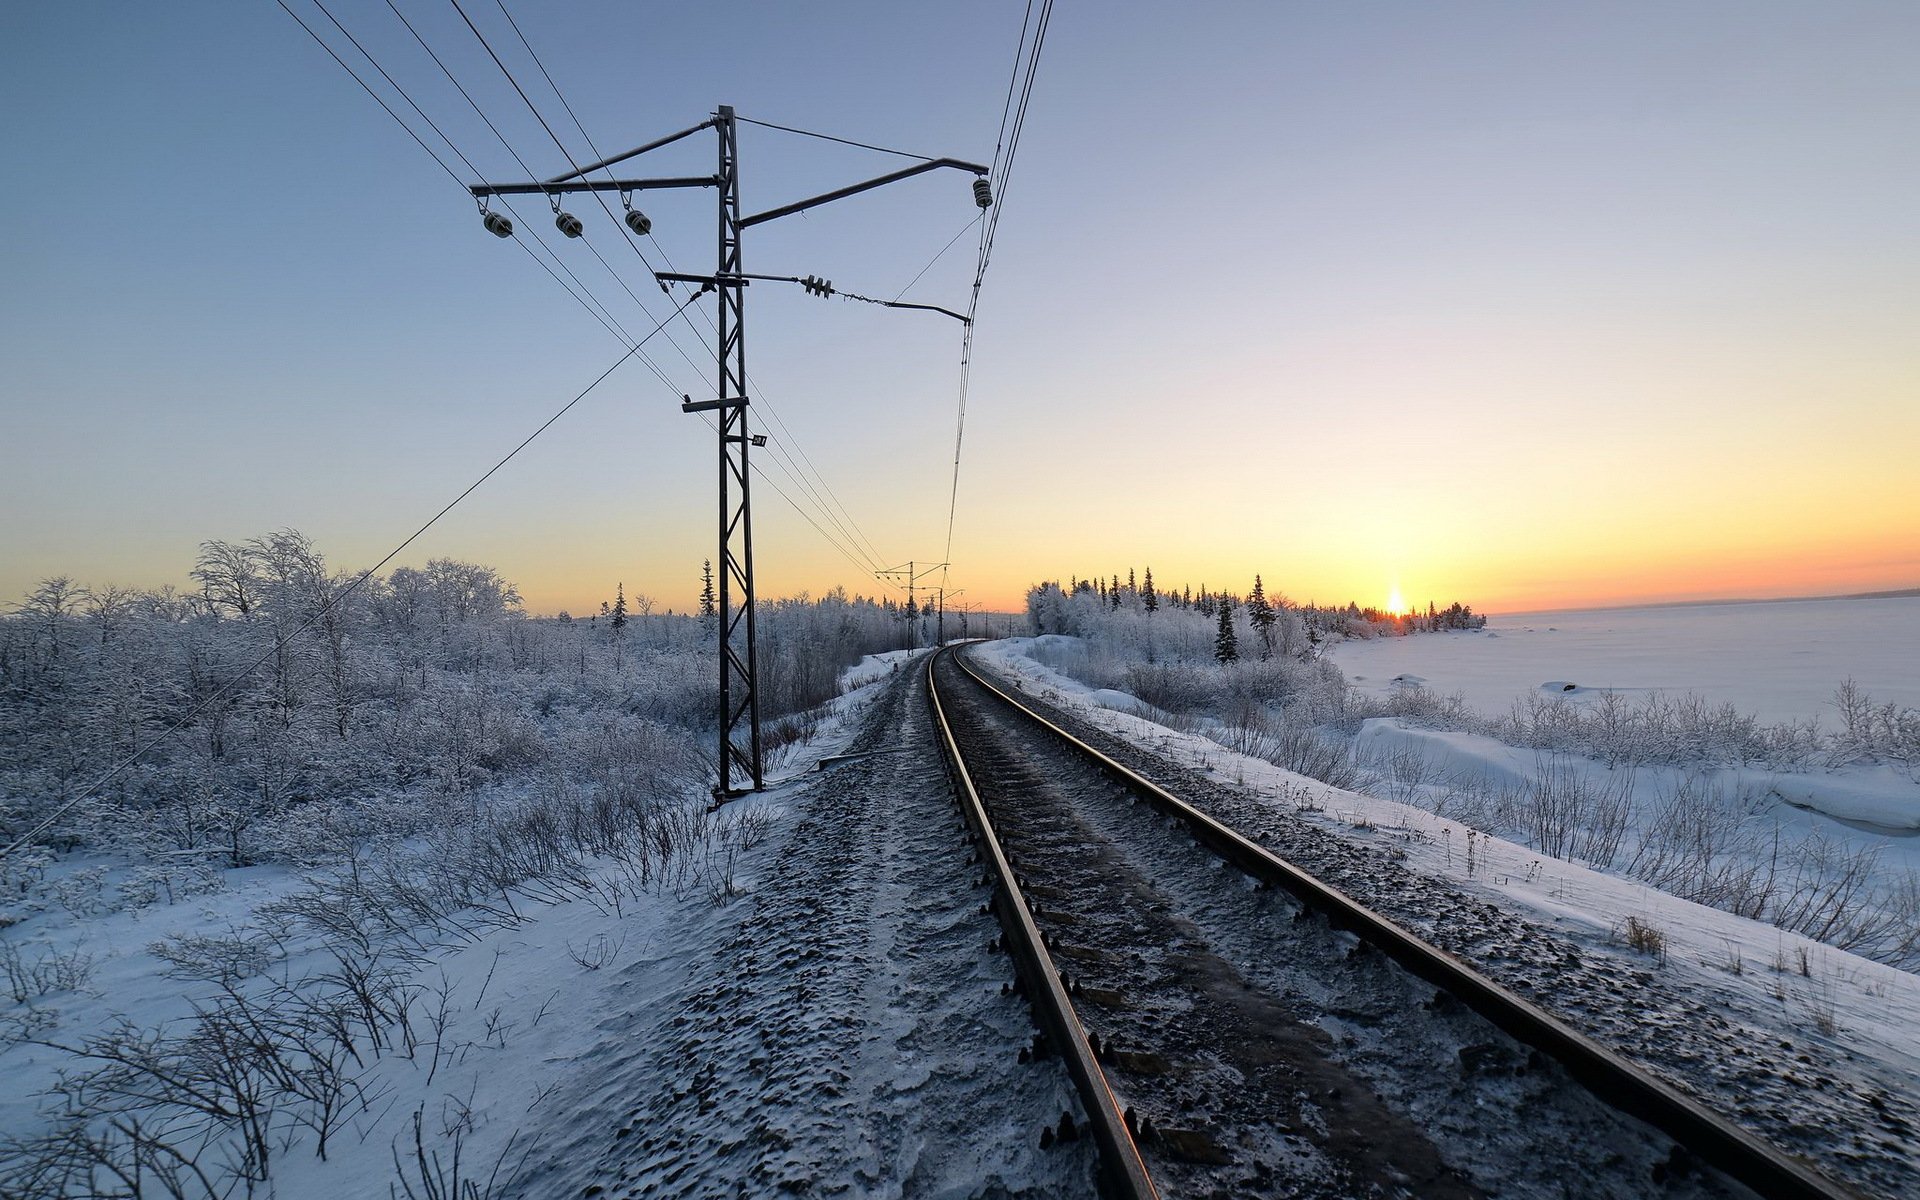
8, 614, 1918, 1195
1088, 687, 1150, 714
1, 648, 1086, 1199
1331, 596, 1920, 725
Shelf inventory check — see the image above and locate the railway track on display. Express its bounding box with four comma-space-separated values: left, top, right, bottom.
926, 644, 1860, 1200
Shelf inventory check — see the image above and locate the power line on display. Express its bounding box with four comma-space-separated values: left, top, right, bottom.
373, 0, 694, 392
893, 212, 984, 303
990, 0, 1037, 181
732, 114, 937, 162
690, 412, 907, 597
943, 0, 1053, 585
392, 0, 897, 583
276, 0, 464, 188
467, 9, 902, 577
300, 1, 926, 598
1, 293, 700, 862
292, 0, 651, 355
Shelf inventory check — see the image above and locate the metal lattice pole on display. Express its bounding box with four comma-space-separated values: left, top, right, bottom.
714, 105, 762, 796
466, 107, 987, 800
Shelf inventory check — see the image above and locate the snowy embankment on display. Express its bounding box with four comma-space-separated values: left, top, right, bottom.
1331, 598, 1920, 832
977, 636, 1920, 1131
0, 649, 931, 1198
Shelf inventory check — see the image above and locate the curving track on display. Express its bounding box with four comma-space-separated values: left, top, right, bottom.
928, 644, 1861, 1200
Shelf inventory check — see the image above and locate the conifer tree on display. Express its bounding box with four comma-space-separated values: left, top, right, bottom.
610, 582, 629, 631
1249, 574, 1276, 659
1127, 568, 1136, 594
1215, 595, 1238, 663
1143, 566, 1158, 614
698, 559, 716, 633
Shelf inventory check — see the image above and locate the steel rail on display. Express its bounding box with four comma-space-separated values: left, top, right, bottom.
948, 648, 1863, 1200
925, 649, 1159, 1200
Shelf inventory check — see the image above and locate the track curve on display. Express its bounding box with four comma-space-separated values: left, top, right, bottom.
928, 643, 1860, 1199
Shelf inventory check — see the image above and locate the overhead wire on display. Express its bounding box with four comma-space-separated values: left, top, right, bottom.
283, 5, 894, 596
282, 2, 890, 599
942, 0, 1053, 590
281, 0, 629, 349
689, 413, 910, 599
732, 114, 936, 162
0, 291, 701, 862
376, 0, 695, 396
291, 0, 939, 601
473, 0, 899, 577
307, 0, 638, 348
893, 212, 983, 303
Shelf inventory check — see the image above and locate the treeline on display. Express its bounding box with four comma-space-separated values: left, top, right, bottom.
1029, 568, 1484, 652
0, 531, 910, 871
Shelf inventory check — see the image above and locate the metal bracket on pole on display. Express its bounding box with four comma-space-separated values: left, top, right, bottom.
682, 396, 748, 414
468, 176, 720, 197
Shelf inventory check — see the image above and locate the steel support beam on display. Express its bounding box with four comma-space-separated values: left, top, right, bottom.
544, 118, 718, 184
713, 105, 763, 796
469, 176, 718, 197
741, 158, 989, 228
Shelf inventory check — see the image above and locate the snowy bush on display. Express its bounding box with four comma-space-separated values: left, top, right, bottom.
1, 940, 95, 1004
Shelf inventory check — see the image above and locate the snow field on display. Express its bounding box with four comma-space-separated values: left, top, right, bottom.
0, 648, 934, 1197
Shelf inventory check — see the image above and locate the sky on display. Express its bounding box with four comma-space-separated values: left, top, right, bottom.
3, 1, 1916, 617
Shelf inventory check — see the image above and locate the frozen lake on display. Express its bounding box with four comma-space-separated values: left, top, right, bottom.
1329, 596, 1920, 725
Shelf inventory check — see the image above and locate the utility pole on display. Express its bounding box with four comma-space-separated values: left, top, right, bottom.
469, 109, 987, 798
933, 586, 964, 646
878, 560, 948, 648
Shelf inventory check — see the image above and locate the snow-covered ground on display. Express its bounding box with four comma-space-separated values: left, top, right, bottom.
10, 615, 1917, 1196
1330, 596, 1920, 726
1322, 598, 1920, 966
2, 648, 1089, 1198
978, 636, 1920, 1195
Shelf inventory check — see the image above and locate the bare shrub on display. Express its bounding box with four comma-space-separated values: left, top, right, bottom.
1206, 706, 1357, 790
1619, 915, 1668, 962
389, 1105, 529, 1200
1123, 661, 1216, 712
1514, 754, 1634, 869
49, 867, 114, 918
2, 940, 96, 1003
565, 933, 622, 972
148, 931, 277, 987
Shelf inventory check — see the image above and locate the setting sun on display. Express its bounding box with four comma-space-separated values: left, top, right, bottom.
1387, 585, 1405, 614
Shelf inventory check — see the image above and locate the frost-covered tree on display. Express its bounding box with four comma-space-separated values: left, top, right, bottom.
611, 583, 629, 631
1215, 596, 1238, 664
191, 541, 259, 619
1248, 575, 1276, 660
698, 560, 716, 635
16, 576, 88, 663
1142, 567, 1158, 614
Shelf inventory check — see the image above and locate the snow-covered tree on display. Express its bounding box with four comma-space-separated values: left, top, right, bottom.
1249, 575, 1276, 660
698, 560, 716, 635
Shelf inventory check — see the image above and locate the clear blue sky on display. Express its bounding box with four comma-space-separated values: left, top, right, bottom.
4, 2, 1916, 614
